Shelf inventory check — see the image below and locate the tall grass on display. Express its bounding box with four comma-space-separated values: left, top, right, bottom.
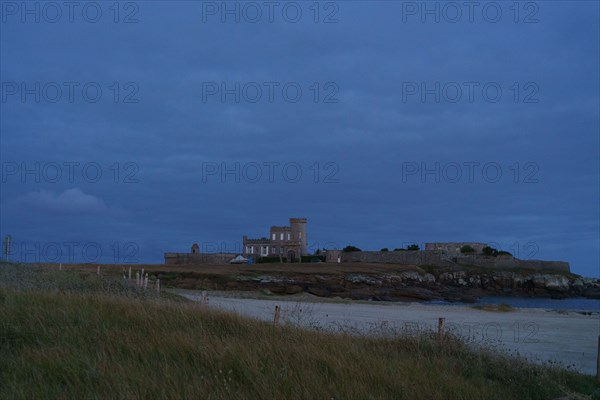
1, 263, 598, 400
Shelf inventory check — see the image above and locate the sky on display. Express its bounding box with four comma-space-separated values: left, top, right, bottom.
0, 1, 598, 277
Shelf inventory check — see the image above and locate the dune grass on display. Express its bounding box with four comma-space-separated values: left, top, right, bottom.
1, 263, 599, 400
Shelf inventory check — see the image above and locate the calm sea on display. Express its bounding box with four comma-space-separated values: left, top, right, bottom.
474, 296, 600, 311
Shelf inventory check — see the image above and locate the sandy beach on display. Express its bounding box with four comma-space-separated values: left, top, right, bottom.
175, 290, 600, 375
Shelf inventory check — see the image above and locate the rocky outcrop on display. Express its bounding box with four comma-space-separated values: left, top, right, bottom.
163, 269, 600, 303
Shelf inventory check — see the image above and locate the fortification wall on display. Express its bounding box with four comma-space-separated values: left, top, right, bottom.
339, 250, 455, 266
455, 255, 570, 272
335, 251, 570, 272
164, 253, 238, 265
325, 250, 342, 263
424, 242, 487, 254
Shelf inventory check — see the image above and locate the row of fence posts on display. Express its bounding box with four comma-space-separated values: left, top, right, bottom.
270, 306, 447, 337
122, 267, 160, 294
55, 263, 160, 293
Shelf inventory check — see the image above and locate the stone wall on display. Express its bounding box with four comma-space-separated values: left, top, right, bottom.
336, 250, 570, 273
339, 250, 455, 266
164, 253, 238, 265
424, 242, 487, 255
454, 255, 570, 272
325, 250, 342, 263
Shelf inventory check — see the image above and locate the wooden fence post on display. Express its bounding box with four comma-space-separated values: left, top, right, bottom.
438, 317, 445, 340
273, 305, 281, 325
596, 336, 600, 381
97, 266, 100, 275
156, 279, 160, 294
128, 267, 132, 281
199, 291, 208, 306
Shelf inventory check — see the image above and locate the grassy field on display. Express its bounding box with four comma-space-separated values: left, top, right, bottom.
1, 263, 599, 400
33, 261, 429, 275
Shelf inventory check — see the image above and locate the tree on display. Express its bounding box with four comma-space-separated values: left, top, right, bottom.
460, 245, 475, 254
343, 245, 362, 252
380, 248, 389, 252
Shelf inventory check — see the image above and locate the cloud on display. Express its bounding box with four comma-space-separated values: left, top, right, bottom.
19, 189, 107, 215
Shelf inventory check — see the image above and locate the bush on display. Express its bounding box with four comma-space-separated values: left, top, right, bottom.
257, 256, 287, 263
460, 245, 476, 254
300, 256, 325, 263
393, 244, 420, 251
380, 248, 389, 252
482, 246, 513, 257
342, 245, 362, 252
482, 246, 498, 256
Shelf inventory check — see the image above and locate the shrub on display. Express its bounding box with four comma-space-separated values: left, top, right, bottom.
300, 256, 325, 263
257, 256, 286, 263
482, 246, 513, 257
342, 245, 362, 252
482, 246, 498, 256
460, 245, 476, 254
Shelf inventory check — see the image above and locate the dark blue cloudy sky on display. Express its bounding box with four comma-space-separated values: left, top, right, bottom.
1, 1, 598, 276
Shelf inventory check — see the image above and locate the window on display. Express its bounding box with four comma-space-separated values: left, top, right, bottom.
280, 233, 284, 240
287, 233, 291, 240
250, 246, 254, 254
272, 233, 276, 240
299, 232, 302, 239
280, 247, 284, 254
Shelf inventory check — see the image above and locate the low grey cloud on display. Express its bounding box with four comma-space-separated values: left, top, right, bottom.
18, 188, 107, 215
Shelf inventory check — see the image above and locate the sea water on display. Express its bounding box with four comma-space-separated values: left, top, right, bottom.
474, 296, 600, 311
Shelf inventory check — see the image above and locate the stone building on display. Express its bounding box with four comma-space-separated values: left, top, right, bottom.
243, 218, 308, 262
